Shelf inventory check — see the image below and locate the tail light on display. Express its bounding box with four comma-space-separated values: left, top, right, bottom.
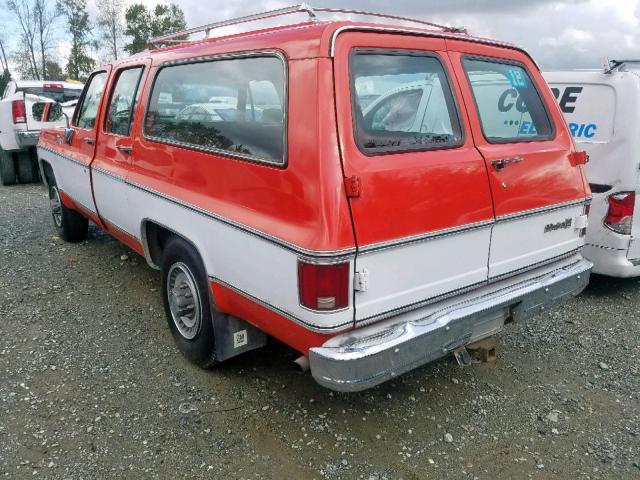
298, 260, 350, 311
604, 192, 635, 235
12, 100, 26, 124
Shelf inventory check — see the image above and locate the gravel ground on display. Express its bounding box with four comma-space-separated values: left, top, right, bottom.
0, 183, 639, 479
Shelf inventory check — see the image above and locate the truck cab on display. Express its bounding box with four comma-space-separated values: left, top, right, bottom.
0, 80, 83, 185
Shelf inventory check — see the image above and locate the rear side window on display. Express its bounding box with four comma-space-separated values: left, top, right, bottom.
144, 55, 286, 165
350, 51, 463, 155
105, 67, 144, 136
462, 58, 553, 142
74, 72, 108, 129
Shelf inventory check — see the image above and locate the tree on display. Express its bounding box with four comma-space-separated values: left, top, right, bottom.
96, 0, 124, 60
0, 36, 10, 76
0, 69, 11, 96
57, 0, 95, 81
124, 2, 186, 55
7, 0, 59, 80
45, 60, 64, 80
34, 0, 60, 80
7, 0, 41, 79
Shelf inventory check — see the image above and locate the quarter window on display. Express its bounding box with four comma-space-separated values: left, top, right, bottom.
105, 67, 144, 136
350, 51, 463, 155
74, 72, 108, 129
462, 58, 553, 142
144, 55, 286, 164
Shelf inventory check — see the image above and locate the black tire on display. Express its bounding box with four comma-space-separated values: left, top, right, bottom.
0, 149, 16, 186
48, 183, 88, 242
16, 151, 34, 183
161, 237, 219, 368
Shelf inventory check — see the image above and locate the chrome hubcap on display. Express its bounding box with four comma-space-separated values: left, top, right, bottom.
49, 186, 63, 228
167, 262, 202, 340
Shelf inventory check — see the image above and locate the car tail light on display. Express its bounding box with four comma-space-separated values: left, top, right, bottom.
12, 100, 26, 124
604, 192, 635, 235
298, 260, 350, 311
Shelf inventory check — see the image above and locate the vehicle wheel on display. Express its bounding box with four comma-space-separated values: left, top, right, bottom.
48, 183, 88, 242
16, 151, 34, 183
161, 237, 219, 368
0, 149, 16, 186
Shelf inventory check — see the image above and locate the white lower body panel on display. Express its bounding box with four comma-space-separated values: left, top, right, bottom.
489, 204, 585, 278
353, 226, 492, 322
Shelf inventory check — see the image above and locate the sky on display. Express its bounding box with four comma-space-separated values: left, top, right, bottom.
2, 0, 640, 75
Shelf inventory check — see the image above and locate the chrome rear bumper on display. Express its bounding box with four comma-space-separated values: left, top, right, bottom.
17, 130, 40, 148
309, 256, 592, 392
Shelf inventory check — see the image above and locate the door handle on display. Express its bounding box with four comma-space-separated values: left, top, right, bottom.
83, 136, 94, 145
492, 156, 524, 171
116, 145, 133, 154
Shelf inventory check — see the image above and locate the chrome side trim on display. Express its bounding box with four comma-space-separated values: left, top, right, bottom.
309, 257, 592, 392
209, 276, 353, 333
357, 220, 494, 254
328, 25, 540, 69
38, 146, 356, 259
495, 198, 590, 222
38, 145, 88, 169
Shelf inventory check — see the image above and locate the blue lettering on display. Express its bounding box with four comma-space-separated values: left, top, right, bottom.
568, 122, 598, 138
584, 124, 597, 138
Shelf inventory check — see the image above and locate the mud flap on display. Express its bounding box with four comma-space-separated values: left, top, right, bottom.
213, 314, 267, 362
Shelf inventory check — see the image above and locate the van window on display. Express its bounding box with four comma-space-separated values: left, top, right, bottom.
16, 86, 82, 103
144, 55, 286, 165
105, 67, 144, 136
462, 58, 553, 142
74, 72, 108, 129
350, 51, 463, 155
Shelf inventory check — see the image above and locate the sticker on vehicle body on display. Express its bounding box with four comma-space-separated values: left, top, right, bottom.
233, 330, 248, 348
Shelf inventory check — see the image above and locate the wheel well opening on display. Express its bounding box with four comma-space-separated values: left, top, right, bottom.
40, 160, 55, 187
144, 222, 175, 268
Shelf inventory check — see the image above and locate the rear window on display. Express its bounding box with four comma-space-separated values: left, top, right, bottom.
462, 58, 553, 143
144, 55, 286, 165
16, 86, 82, 103
350, 51, 463, 155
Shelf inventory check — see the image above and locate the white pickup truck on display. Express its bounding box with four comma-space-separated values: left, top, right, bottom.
0, 80, 83, 185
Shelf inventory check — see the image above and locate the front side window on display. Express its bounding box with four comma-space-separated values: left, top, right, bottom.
351, 51, 463, 155
74, 72, 108, 129
462, 58, 553, 142
105, 67, 144, 136
144, 55, 286, 164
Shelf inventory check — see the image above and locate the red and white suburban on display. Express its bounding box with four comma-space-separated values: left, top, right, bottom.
37, 6, 593, 391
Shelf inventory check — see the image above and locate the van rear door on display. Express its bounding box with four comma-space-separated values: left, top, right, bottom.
333, 33, 495, 323
447, 42, 589, 278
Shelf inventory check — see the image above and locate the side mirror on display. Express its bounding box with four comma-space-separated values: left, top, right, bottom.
64, 127, 74, 145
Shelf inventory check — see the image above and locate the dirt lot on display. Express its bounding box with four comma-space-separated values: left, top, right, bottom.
0, 183, 638, 479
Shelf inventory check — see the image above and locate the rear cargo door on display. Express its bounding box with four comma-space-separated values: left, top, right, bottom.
333, 33, 495, 322
447, 41, 588, 278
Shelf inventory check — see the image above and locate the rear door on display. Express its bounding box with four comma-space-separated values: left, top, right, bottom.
447, 42, 589, 278
92, 62, 147, 241
334, 33, 495, 323
56, 68, 111, 215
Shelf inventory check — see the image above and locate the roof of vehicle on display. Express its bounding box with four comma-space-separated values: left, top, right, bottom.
107, 20, 535, 69
14, 80, 84, 89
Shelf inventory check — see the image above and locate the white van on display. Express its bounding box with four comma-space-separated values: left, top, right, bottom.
544, 62, 640, 277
